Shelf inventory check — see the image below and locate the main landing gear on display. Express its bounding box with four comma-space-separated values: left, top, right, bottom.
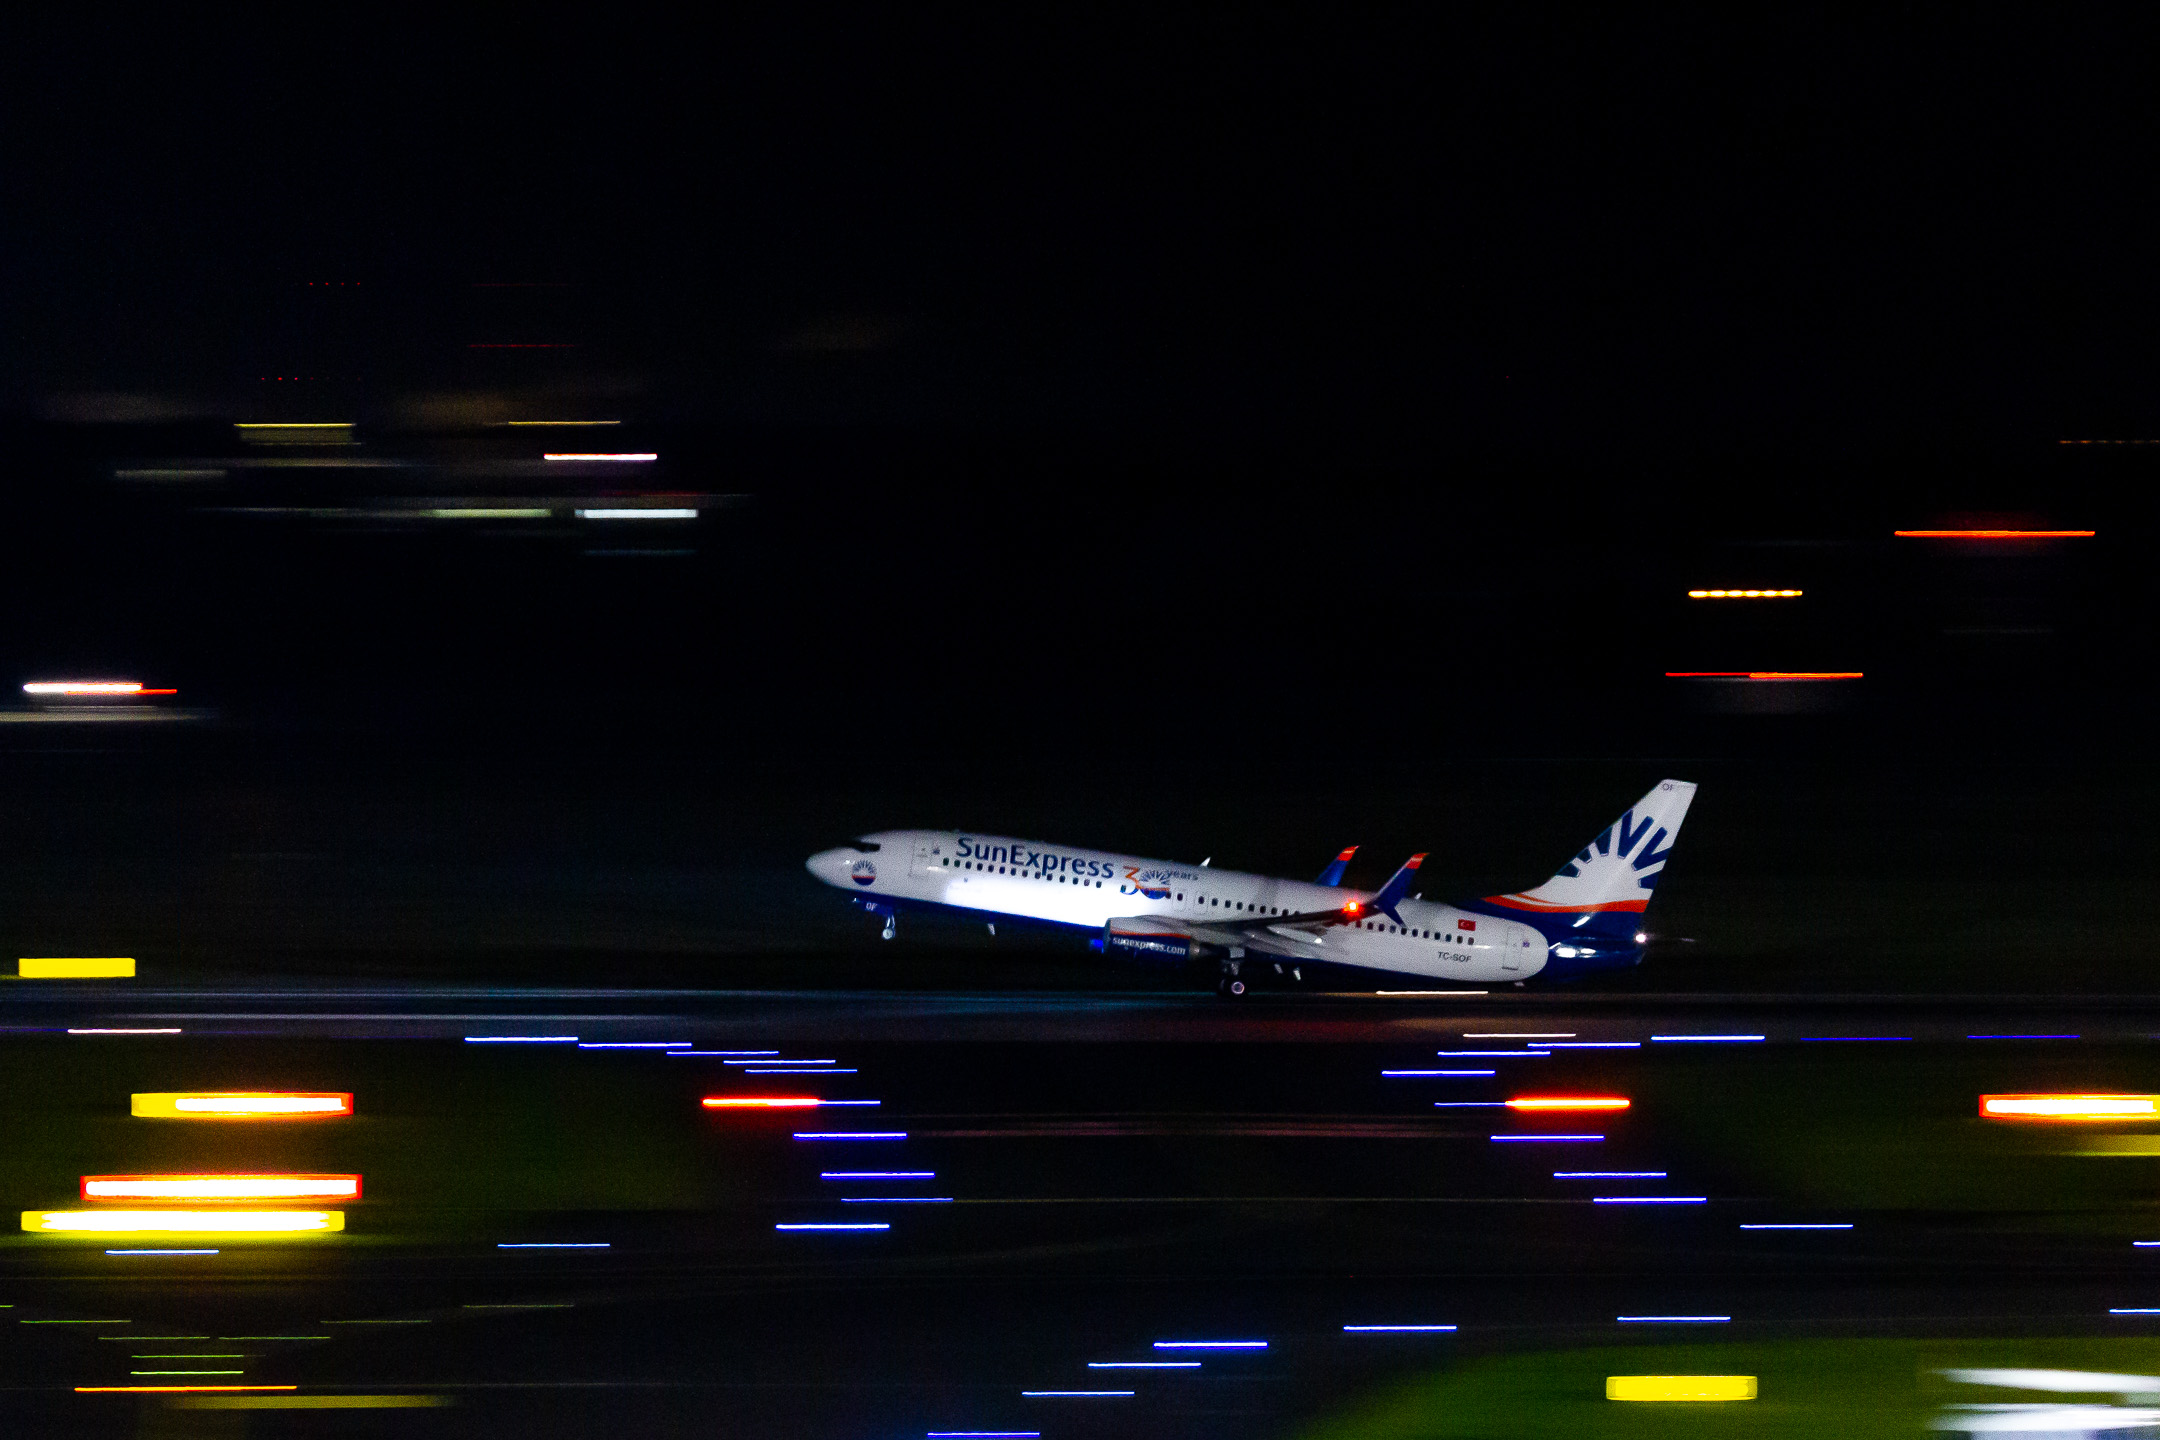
1216, 960, 1247, 998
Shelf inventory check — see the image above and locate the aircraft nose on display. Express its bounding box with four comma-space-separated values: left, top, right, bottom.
805, 848, 851, 886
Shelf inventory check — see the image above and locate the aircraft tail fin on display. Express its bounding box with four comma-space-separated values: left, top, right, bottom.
1483, 780, 1697, 931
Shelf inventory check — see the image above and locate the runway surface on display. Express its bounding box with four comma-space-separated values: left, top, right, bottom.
6, 982, 2160, 1436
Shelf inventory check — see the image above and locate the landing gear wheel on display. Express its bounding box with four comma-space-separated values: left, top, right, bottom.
1217, 974, 1248, 998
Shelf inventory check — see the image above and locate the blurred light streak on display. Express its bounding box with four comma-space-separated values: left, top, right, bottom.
840, 1197, 953, 1203
1491, 1135, 1603, 1142
1594, 1196, 1707, 1204
1431, 1102, 1504, 1107
1894, 529, 2094, 537
703, 1097, 824, 1109
497, 1243, 608, 1249
1373, 990, 1488, 995
774, 1223, 888, 1231
1023, 1391, 1134, 1397
1617, 1316, 1730, 1323
26, 1210, 343, 1235
546, 454, 656, 462
1153, 1341, 1266, 1350
1437, 1050, 1551, 1057
1558, 1172, 1666, 1178
1607, 1375, 1756, 1401
793, 1132, 904, 1140
21, 958, 135, 978
1983, 1094, 2157, 1119
2111, 1309, 2160, 1315
133, 1093, 350, 1119
746, 1067, 858, 1073
78, 1386, 295, 1393
133, 1370, 240, 1375
175, 1396, 447, 1409
1088, 1361, 1199, 1368
1542, 1042, 1642, 1049
1971, 1034, 2080, 1040
1344, 1325, 1456, 1332
1740, 1224, 1852, 1230
23, 683, 153, 696
1385, 1070, 1496, 1077
1507, 1097, 1630, 1112
577, 508, 694, 518
1650, 1035, 1764, 1043
465, 1036, 576, 1043
70, 1028, 178, 1035
504, 420, 620, 426
577, 1042, 688, 1049
927, 1433, 1038, 1437
426, 508, 550, 519
1663, 673, 1861, 681
1688, 590, 1801, 598
1803, 1037, 1911, 1042
724, 1058, 833, 1065
84, 1175, 359, 1201
1464, 1033, 1574, 1039
106, 1249, 217, 1255
682, 1050, 778, 1056
823, 1172, 934, 1180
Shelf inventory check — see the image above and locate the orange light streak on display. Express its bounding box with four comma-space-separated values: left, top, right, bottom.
1981, 1093, 2160, 1120
1687, 590, 1802, 599
78, 1385, 297, 1394
1506, 1097, 1631, 1112
1893, 529, 2094, 538
131, 1092, 352, 1120
83, 1174, 360, 1201
702, 1097, 824, 1109
1663, 672, 1863, 681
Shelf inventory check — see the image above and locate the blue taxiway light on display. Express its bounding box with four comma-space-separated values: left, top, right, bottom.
1617, 1315, 1730, 1323
774, 1223, 889, 1232
1649, 1035, 1764, 1043
1594, 1196, 1707, 1204
1540, 1041, 1642, 1049
1154, 1340, 1266, 1350
2111, 1308, 2160, 1314
671, 1050, 779, 1057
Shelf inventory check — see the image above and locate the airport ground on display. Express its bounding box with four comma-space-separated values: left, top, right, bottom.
6, 984, 2160, 1437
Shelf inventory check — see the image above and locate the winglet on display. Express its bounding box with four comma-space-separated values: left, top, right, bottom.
1363, 853, 1427, 926
1316, 846, 1358, 887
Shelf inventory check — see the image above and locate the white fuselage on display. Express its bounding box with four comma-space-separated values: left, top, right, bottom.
806, 829, 1549, 983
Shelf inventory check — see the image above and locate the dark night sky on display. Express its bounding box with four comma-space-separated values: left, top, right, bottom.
5, 12, 2159, 454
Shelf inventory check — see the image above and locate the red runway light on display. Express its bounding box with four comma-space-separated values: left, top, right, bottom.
1506, 1097, 1631, 1112
703, 1097, 825, 1109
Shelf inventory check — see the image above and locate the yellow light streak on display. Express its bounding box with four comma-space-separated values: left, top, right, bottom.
25, 1210, 344, 1236
19, 958, 134, 978
1607, 1375, 1757, 1402
1686, 589, 1802, 598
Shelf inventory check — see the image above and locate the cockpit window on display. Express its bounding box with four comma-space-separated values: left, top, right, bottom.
846, 840, 883, 853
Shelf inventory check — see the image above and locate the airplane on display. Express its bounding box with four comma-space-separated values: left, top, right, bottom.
804, 780, 1696, 994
